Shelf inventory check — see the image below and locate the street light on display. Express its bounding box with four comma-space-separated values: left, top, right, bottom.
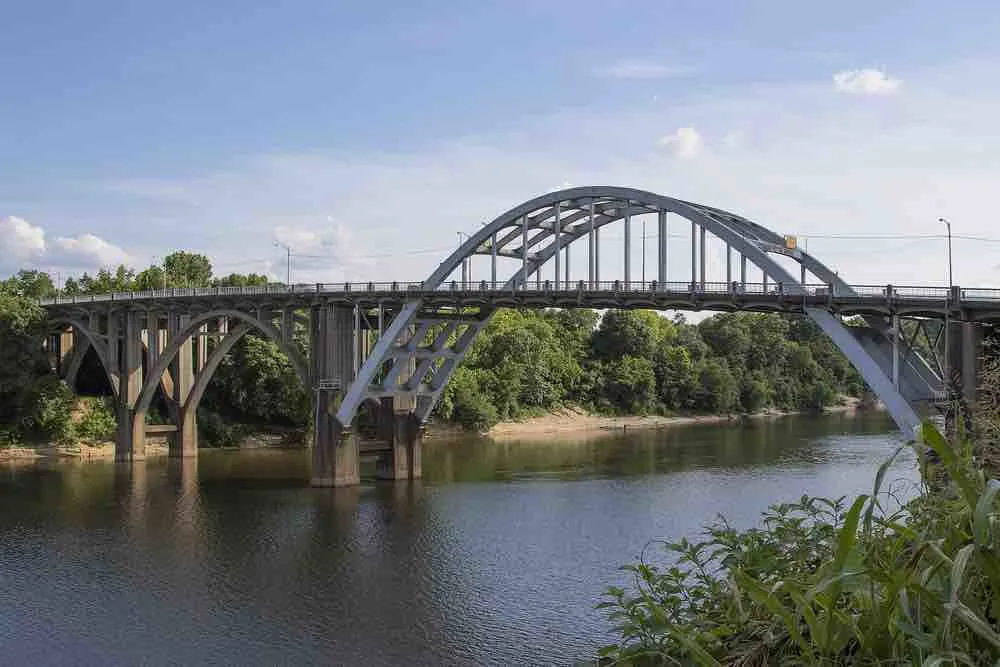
938, 217, 954, 399
273, 240, 292, 286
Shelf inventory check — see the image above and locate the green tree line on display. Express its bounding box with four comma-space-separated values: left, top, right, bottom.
1, 253, 865, 445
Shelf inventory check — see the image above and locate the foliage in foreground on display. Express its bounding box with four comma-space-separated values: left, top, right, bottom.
599, 424, 1000, 665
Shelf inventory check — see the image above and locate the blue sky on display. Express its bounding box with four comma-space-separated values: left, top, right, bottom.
2, 0, 1000, 285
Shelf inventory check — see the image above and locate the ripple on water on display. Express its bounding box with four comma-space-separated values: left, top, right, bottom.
0, 413, 912, 665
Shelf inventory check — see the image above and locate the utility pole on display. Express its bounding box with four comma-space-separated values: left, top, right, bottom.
274, 240, 292, 286
938, 217, 954, 400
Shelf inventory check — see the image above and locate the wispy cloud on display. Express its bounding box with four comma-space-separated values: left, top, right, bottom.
833, 68, 902, 95
657, 127, 703, 159
38, 58, 999, 289
593, 59, 697, 80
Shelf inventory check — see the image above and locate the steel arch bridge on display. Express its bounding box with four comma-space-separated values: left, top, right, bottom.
339, 186, 938, 436
42, 186, 991, 486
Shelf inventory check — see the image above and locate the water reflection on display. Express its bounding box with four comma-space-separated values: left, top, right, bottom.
0, 412, 915, 665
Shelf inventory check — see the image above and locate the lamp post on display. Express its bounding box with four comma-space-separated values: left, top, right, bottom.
938, 217, 953, 399
273, 240, 292, 286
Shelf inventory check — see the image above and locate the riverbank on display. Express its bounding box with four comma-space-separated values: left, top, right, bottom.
2, 397, 876, 461
482, 397, 872, 440
0, 441, 168, 463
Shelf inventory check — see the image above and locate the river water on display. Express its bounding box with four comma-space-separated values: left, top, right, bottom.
0, 412, 917, 666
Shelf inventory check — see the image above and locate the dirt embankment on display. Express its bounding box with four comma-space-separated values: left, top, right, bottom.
0, 441, 169, 462
483, 397, 871, 440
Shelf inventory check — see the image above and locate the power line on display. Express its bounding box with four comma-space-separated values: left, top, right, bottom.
799, 233, 1000, 243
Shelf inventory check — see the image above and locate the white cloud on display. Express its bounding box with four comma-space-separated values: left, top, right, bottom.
0, 216, 46, 261
51, 233, 130, 268
593, 59, 696, 79
833, 68, 902, 95
657, 127, 703, 158
0, 217, 131, 275
273, 218, 372, 282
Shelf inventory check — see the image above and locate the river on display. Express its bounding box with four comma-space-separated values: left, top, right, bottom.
0, 412, 917, 666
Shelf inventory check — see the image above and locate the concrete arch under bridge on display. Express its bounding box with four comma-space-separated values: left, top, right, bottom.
41, 186, 992, 486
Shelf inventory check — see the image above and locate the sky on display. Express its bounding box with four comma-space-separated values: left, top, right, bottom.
2, 0, 1000, 288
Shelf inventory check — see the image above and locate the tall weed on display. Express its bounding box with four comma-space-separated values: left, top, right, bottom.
599, 423, 1000, 665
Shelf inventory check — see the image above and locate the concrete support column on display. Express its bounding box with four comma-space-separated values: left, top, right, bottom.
116, 310, 145, 462
960, 321, 983, 405
168, 314, 195, 458
58, 329, 74, 375
375, 397, 423, 480
174, 405, 198, 458
310, 304, 360, 487
196, 323, 209, 371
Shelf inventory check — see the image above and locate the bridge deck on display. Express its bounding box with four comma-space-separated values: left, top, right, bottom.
40, 281, 1000, 321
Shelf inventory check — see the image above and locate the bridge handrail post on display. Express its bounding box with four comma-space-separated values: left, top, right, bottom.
885, 284, 894, 306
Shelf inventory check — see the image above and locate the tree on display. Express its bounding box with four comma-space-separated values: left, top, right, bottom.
691, 358, 738, 414
213, 273, 270, 287
135, 266, 166, 291
73, 265, 137, 294
653, 346, 695, 410
0, 286, 72, 442
1, 270, 56, 299
592, 310, 673, 361
163, 251, 213, 287
599, 356, 657, 414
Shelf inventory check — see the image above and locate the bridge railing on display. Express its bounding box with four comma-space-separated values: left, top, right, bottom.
37, 281, 1000, 305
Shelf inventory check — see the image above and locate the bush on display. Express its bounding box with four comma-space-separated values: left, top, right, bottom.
73, 398, 117, 441
197, 408, 252, 447
21, 376, 75, 443
598, 424, 1000, 665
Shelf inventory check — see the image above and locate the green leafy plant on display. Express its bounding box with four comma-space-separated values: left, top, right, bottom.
599, 423, 1000, 665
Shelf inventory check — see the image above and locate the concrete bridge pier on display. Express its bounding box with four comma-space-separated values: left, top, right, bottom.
374, 398, 423, 481
115, 311, 145, 462
311, 304, 360, 487
947, 320, 985, 412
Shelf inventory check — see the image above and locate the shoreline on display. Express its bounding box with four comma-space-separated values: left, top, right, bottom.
2, 398, 880, 462
479, 398, 876, 441
0, 442, 169, 464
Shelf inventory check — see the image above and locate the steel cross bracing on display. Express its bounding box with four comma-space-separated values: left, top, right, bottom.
40, 187, 1000, 439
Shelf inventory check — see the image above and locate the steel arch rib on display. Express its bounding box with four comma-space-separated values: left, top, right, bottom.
336, 186, 922, 436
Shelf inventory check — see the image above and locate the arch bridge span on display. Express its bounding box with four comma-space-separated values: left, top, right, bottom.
41, 187, 996, 486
